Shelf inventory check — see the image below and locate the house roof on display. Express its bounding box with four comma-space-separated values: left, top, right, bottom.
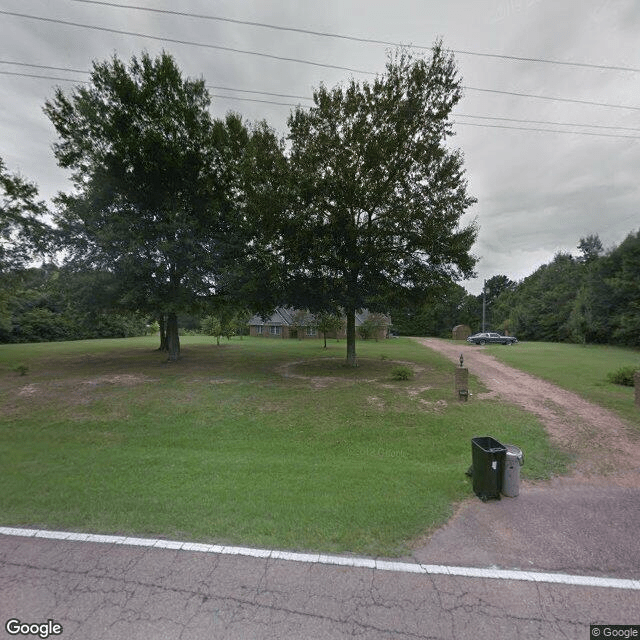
248, 308, 295, 326
249, 308, 391, 327
355, 309, 391, 326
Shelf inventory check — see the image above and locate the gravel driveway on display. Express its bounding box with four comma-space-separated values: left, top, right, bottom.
406, 338, 640, 580
412, 337, 640, 483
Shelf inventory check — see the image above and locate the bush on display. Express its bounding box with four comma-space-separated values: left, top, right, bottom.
607, 366, 638, 387
85, 312, 148, 339
358, 319, 377, 340
391, 365, 413, 381
179, 328, 202, 336
14, 308, 77, 343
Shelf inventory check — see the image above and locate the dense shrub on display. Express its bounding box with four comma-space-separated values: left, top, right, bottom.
391, 365, 413, 381
14, 308, 77, 342
606, 366, 638, 387
5, 308, 149, 343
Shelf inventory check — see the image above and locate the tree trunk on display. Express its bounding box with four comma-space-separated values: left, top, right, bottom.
158, 313, 168, 351
166, 312, 180, 361
346, 307, 357, 367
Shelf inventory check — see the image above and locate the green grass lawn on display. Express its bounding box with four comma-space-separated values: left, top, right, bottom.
0, 336, 569, 556
482, 341, 640, 428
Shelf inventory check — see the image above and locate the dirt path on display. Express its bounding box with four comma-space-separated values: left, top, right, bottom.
413, 338, 640, 485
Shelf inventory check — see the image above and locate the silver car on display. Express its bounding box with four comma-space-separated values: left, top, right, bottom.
466, 332, 517, 345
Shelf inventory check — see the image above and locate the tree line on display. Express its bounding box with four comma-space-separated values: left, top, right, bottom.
392, 232, 640, 348
491, 233, 640, 346
1, 45, 477, 364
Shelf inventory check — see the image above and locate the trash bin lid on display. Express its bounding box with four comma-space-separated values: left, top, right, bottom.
505, 444, 524, 465
471, 436, 506, 453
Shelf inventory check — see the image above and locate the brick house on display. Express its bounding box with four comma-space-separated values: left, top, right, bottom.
248, 308, 391, 340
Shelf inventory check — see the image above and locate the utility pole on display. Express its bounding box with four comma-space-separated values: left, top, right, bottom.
482, 279, 487, 332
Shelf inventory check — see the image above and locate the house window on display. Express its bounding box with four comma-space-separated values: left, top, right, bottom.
255, 325, 263, 335
306, 327, 317, 337
270, 325, 281, 336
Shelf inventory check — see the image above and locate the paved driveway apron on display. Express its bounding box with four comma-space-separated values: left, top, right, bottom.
1, 338, 638, 639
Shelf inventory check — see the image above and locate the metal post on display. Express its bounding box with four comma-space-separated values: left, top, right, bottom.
482, 279, 486, 332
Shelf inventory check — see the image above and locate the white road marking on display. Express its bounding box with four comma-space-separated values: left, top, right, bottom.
1, 526, 638, 590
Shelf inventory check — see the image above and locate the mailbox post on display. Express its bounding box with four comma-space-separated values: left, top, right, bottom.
455, 354, 469, 401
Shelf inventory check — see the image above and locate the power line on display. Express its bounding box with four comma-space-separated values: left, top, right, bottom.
455, 113, 640, 133
0, 68, 311, 105
4, 69, 639, 140
454, 120, 640, 140
0, 70, 88, 83
2, 64, 639, 136
463, 85, 640, 112
208, 86, 310, 101
0, 10, 375, 76
210, 93, 306, 108
70, 0, 640, 74
0, 60, 313, 100
0, 60, 89, 75
69, 0, 402, 47
446, 48, 640, 74
3, 11, 640, 113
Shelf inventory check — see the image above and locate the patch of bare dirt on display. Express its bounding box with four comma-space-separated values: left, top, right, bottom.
367, 396, 385, 410
277, 359, 454, 413
405, 386, 434, 397
276, 359, 379, 389
80, 374, 156, 387
413, 338, 640, 486
418, 398, 448, 412
17, 384, 38, 397
4, 373, 158, 412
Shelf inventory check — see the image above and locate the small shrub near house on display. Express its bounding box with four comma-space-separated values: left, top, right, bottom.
607, 366, 638, 387
358, 319, 377, 341
358, 313, 389, 341
391, 365, 413, 381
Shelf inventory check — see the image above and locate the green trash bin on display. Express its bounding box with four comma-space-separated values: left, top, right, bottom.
471, 436, 507, 501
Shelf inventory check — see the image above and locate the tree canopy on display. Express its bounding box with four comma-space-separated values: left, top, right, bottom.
4, 45, 638, 352
283, 43, 477, 365
5, 48, 634, 353
485, 231, 640, 346
0, 157, 54, 332
0, 157, 51, 274
34, 46, 479, 357
44, 51, 260, 359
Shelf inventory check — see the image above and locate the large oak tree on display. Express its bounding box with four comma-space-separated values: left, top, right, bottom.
45, 51, 253, 360
284, 44, 477, 365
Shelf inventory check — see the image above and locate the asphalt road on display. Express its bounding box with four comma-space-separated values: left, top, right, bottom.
1, 528, 638, 640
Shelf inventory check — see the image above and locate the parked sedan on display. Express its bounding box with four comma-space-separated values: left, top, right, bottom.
466, 332, 518, 345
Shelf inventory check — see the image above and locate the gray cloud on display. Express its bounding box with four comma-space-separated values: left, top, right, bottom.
1, 0, 638, 296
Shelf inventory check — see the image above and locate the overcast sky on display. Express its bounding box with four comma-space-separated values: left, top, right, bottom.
1, 0, 639, 295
